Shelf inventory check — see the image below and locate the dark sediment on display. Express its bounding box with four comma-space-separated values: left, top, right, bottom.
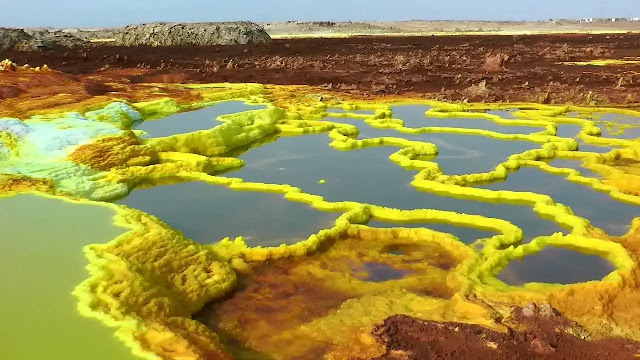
369, 306, 640, 360
2, 33, 639, 104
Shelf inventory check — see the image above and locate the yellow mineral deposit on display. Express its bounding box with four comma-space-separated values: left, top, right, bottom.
2, 81, 640, 359
559, 57, 640, 66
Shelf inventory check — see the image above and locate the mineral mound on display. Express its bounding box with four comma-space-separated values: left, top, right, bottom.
1, 27, 87, 51
113, 22, 272, 46
0, 28, 32, 52
371, 314, 640, 360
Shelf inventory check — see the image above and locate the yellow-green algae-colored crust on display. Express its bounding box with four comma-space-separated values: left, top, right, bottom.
210, 225, 497, 359
3, 83, 640, 358
76, 202, 237, 360
559, 57, 640, 66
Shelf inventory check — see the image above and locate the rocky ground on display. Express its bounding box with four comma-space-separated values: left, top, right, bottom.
369, 307, 640, 360
0, 28, 87, 52
1, 33, 639, 105
0, 22, 271, 51
113, 22, 271, 46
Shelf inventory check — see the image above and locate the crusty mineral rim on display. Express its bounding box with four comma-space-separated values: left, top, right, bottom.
2, 83, 640, 358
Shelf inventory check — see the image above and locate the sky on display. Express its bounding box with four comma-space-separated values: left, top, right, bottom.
0, 0, 637, 28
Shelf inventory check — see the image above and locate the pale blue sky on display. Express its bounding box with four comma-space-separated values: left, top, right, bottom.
0, 0, 637, 28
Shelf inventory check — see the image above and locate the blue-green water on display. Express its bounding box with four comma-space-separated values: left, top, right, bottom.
599, 125, 640, 139
555, 124, 582, 138
361, 262, 412, 282
324, 115, 539, 175
124, 106, 635, 287
390, 105, 541, 134
136, 101, 265, 138
555, 123, 616, 153
560, 113, 640, 139
498, 247, 614, 285
479, 167, 639, 236
0, 195, 139, 360
117, 181, 338, 247
578, 142, 616, 154
226, 133, 561, 243
323, 116, 393, 139
596, 114, 640, 139
599, 113, 639, 124
546, 158, 601, 178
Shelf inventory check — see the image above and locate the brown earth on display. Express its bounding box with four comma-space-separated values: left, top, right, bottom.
369, 307, 640, 360
1, 33, 640, 105
195, 227, 466, 359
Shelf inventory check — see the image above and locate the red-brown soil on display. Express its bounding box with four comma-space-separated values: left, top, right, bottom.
1, 33, 640, 105
369, 305, 640, 360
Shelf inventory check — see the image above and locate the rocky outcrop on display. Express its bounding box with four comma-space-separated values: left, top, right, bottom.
0, 28, 32, 52
56, 28, 118, 41
1, 22, 271, 51
113, 22, 271, 47
26, 27, 116, 41
17, 30, 87, 50
1, 28, 87, 51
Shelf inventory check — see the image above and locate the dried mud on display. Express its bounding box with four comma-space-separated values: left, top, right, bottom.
1, 33, 640, 105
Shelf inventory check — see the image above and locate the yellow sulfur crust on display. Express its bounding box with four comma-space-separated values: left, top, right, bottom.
2, 83, 640, 358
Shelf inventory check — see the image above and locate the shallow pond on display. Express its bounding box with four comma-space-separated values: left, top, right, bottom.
596, 114, 640, 139
546, 158, 601, 178
391, 105, 541, 134
555, 123, 616, 153
227, 134, 561, 243
359, 262, 412, 282
577, 142, 616, 153
324, 115, 539, 175
117, 181, 338, 247
555, 124, 582, 138
599, 113, 640, 123
479, 167, 639, 236
498, 247, 614, 285
599, 125, 640, 139
136, 101, 265, 138
561, 113, 640, 139
555, 123, 582, 138
0, 195, 138, 360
